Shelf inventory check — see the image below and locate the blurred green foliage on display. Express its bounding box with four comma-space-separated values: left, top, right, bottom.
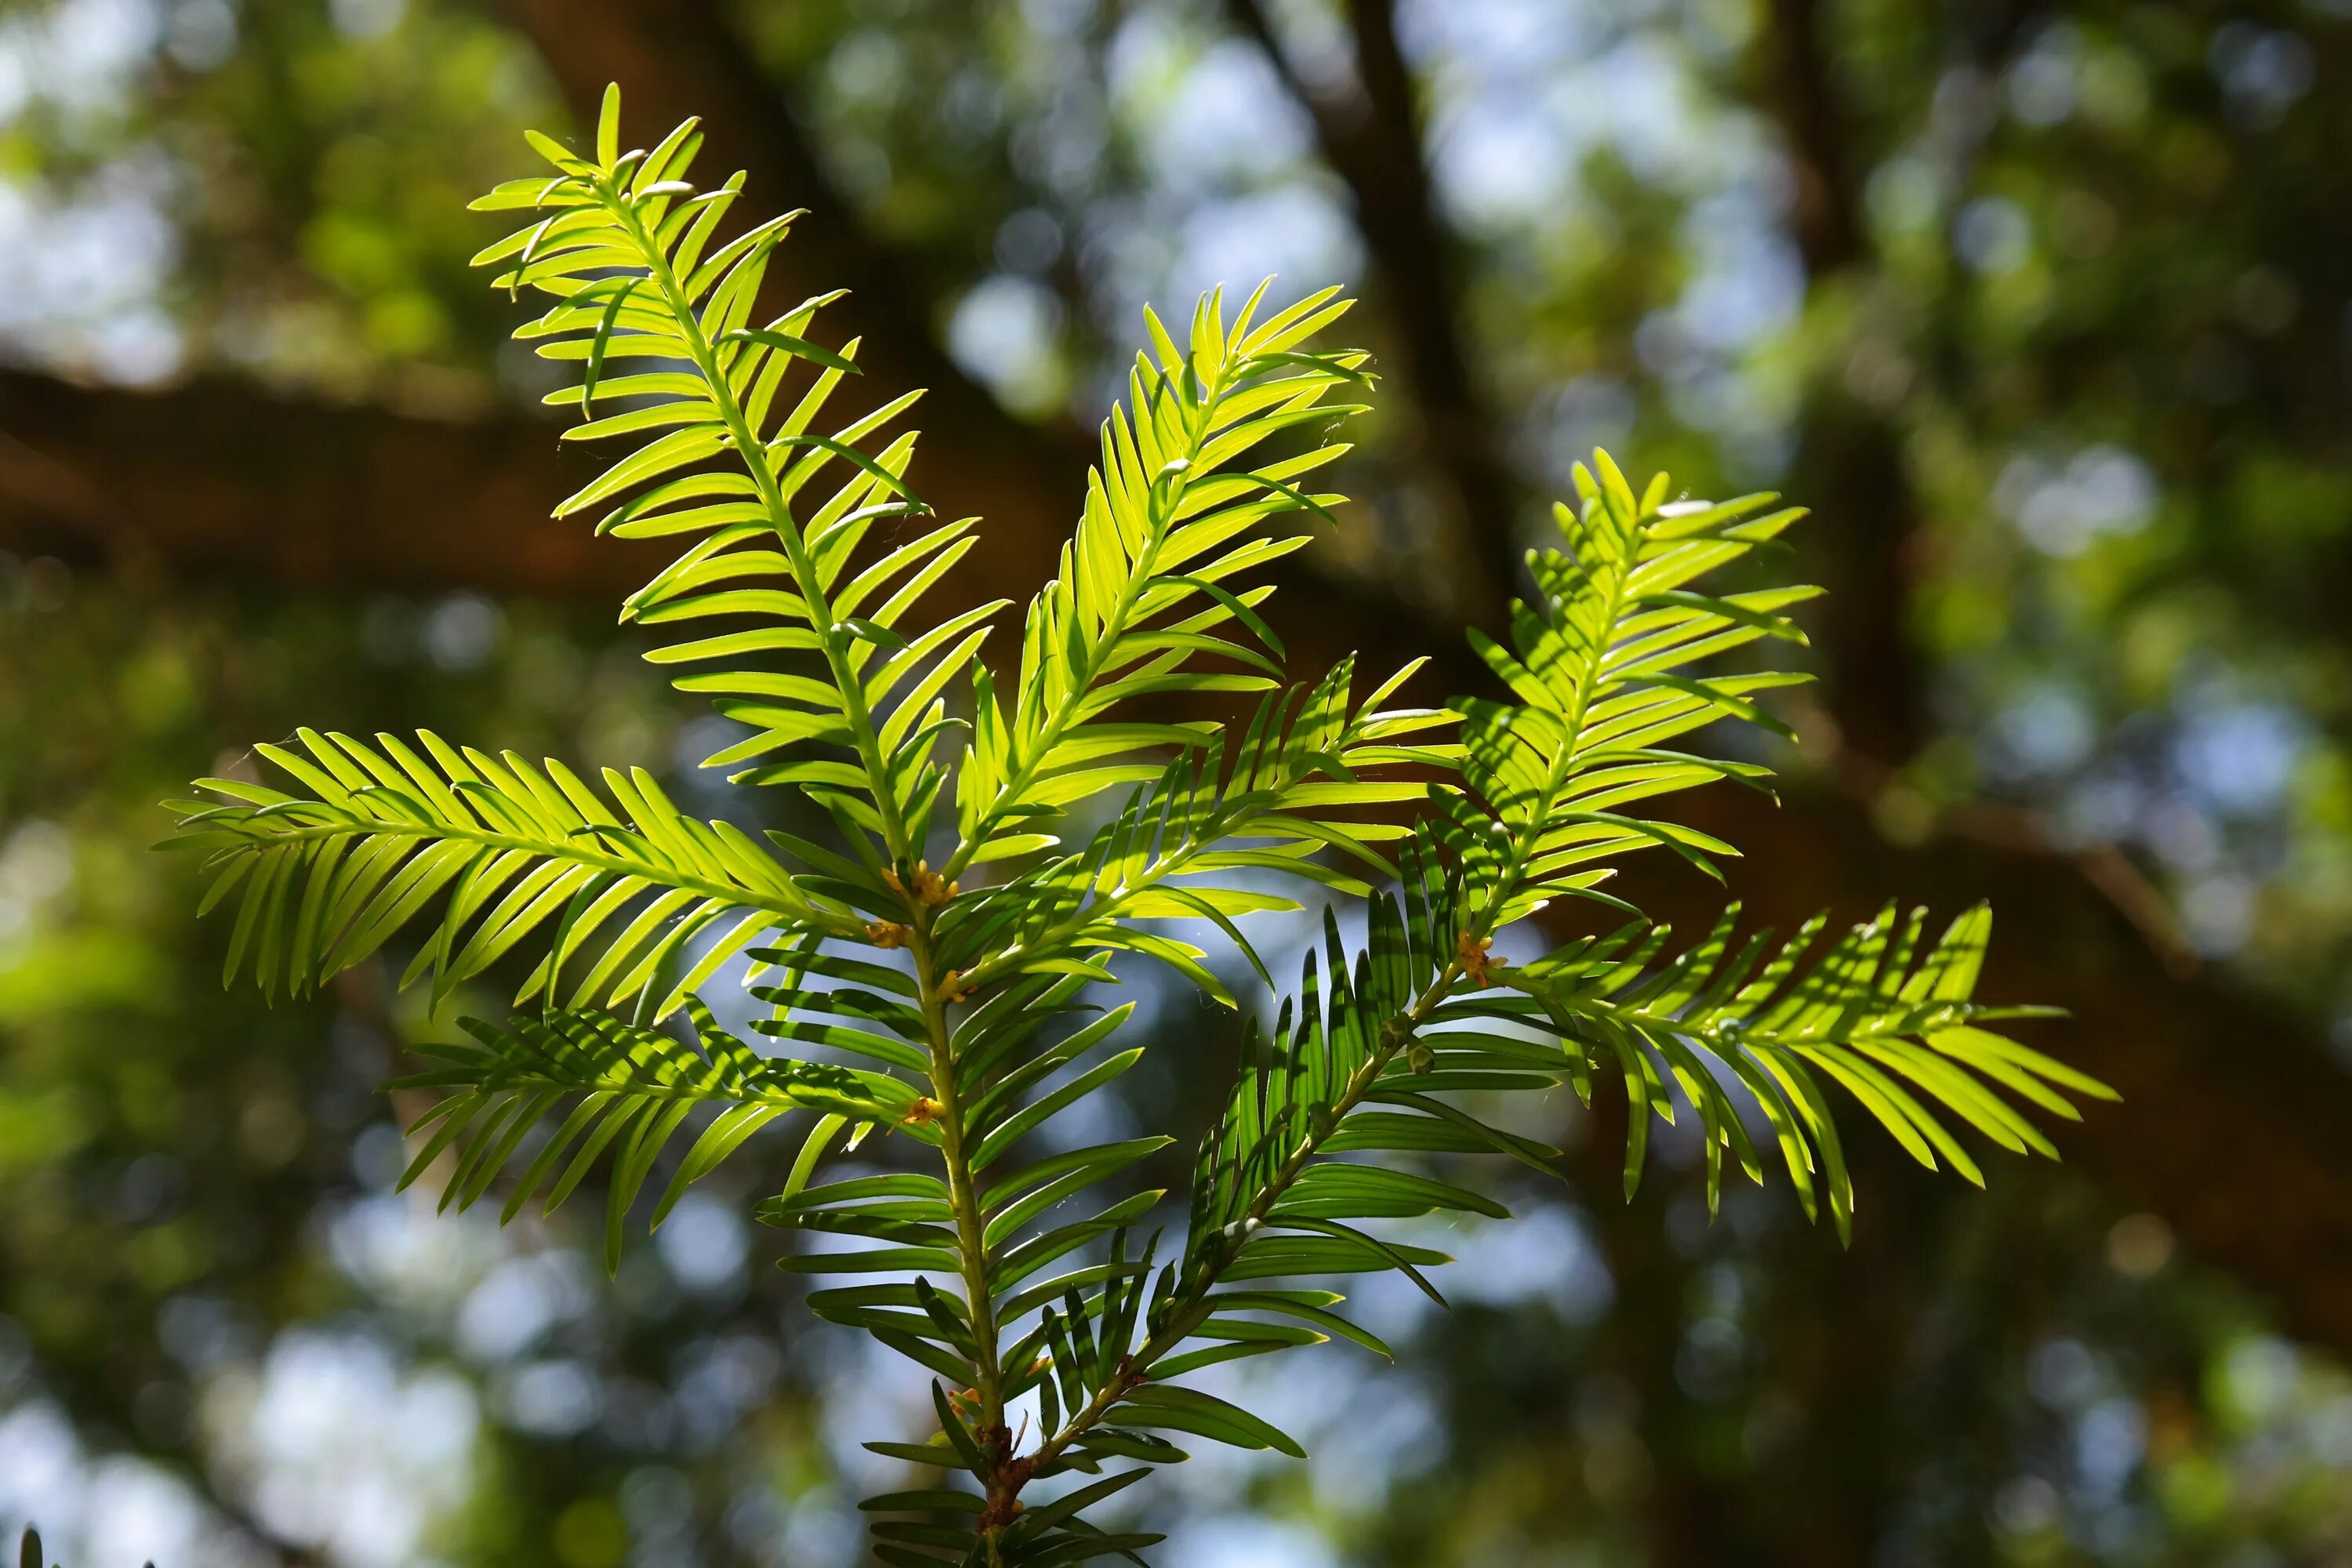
2, 0, 2351, 1564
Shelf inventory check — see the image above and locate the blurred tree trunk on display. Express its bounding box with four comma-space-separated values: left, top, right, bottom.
1757, 0, 1930, 767
1223, 0, 1523, 624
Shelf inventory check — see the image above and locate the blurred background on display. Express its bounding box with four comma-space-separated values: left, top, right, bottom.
2, 0, 2352, 1563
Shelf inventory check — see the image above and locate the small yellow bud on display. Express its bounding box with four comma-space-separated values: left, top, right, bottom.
1457, 929, 1497, 987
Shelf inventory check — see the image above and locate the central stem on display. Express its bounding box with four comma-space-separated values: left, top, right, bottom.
902, 910, 1012, 1559
611, 176, 1011, 1550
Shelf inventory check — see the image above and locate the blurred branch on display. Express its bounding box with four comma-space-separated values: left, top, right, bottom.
0, 365, 1077, 619
0, 366, 627, 597
1223, 0, 1520, 625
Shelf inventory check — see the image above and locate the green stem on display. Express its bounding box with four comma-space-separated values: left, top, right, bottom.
942, 359, 1236, 882
1022, 950, 1475, 1475
607, 183, 916, 869
903, 913, 1012, 1562
225, 818, 853, 938
612, 174, 1014, 1554
1465, 522, 1632, 938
